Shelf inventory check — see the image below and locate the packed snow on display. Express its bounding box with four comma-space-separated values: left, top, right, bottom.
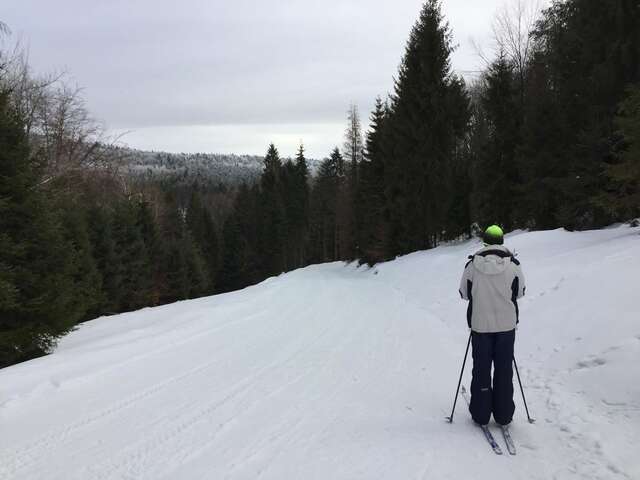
1, 225, 639, 480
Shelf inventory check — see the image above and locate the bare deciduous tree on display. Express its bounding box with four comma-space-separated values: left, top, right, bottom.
492, 0, 542, 104
0, 42, 128, 190
343, 104, 364, 167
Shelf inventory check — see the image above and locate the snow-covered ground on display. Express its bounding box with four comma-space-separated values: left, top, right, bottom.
1, 226, 639, 480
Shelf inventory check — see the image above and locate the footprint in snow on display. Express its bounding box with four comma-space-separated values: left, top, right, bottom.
551, 277, 565, 291
575, 357, 607, 369
519, 442, 538, 451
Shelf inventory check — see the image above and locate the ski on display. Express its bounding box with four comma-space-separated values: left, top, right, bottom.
500, 425, 516, 455
460, 386, 503, 455
480, 424, 503, 455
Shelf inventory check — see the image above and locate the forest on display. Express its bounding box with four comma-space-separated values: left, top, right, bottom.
1, 0, 639, 367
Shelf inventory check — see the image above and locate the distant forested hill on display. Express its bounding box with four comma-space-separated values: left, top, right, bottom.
111, 146, 321, 188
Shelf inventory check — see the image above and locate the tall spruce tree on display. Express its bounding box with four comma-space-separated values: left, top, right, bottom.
259, 144, 286, 276
136, 199, 163, 305
520, 0, 640, 229
599, 84, 640, 219
471, 53, 521, 230
309, 148, 345, 262
0, 92, 81, 366
219, 183, 261, 292
58, 201, 103, 321
292, 144, 310, 267
384, 0, 469, 254
357, 97, 390, 264
87, 205, 120, 314
187, 189, 220, 294
160, 194, 210, 302
111, 199, 154, 311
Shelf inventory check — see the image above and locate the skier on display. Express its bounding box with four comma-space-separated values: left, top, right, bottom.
458, 225, 526, 427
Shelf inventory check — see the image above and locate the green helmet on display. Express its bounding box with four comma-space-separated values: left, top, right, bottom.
483, 225, 504, 245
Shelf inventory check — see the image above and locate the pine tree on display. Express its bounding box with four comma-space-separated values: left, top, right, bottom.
58, 201, 103, 320
520, 0, 640, 229
259, 144, 286, 276
357, 97, 391, 264
515, 46, 566, 229
87, 205, 121, 314
219, 183, 261, 292
187, 189, 219, 293
111, 199, 154, 311
384, 0, 469, 254
0, 92, 80, 366
280, 158, 297, 270
199, 209, 220, 293
219, 212, 243, 292
158, 193, 212, 302
292, 143, 310, 267
184, 232, 210, 298
309, 148, 345, 262
599, 84, 640, 219
471, 53, 520, 230
136, 199, 163, 304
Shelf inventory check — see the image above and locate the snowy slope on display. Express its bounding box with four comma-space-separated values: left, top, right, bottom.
1, 226, 639, 480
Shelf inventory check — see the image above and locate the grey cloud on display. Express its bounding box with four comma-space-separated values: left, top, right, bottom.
4, 0, 533, 155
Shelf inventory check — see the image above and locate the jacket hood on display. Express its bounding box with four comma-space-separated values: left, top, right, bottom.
472, 245, 513, 275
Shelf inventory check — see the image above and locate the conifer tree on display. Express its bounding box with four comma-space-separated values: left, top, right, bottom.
309, 148, 345, 262
58, 202, 103, 320
520, 0, 640, 229
0, 92, 80, 366
187, 189, 220, 293
295, 143, 310, 179
292, 144, 310, 267
163, 240, 189, 302
357, 97, 391, 264
280, 159, 297, 270
471, 53, 520, 230
136, 199, 163, 305
219, 183, 261, 292
158, 194, 211, 302
185, 234, 210, 298
259, 144, 286, 276
111, 199, 154, 311
599, 84, 640, 219
384, 0, 469, 253
200, 210, 220, 292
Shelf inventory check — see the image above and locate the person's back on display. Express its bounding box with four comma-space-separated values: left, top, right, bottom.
460, 244, 525, 333
458, 225, 525, 426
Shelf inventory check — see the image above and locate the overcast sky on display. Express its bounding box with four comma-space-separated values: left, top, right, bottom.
4, 0, 534, 158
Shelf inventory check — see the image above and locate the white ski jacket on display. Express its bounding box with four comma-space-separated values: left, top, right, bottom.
459, 245, 526, 333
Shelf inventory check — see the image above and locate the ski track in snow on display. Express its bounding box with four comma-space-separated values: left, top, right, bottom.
1, 226, 639, 480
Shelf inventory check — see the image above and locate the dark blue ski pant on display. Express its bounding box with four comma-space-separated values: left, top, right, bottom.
469, 329, 515, 426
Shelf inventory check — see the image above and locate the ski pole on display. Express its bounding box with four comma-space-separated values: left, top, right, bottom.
446, 331, 472, 423
513, 356, 535, 423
